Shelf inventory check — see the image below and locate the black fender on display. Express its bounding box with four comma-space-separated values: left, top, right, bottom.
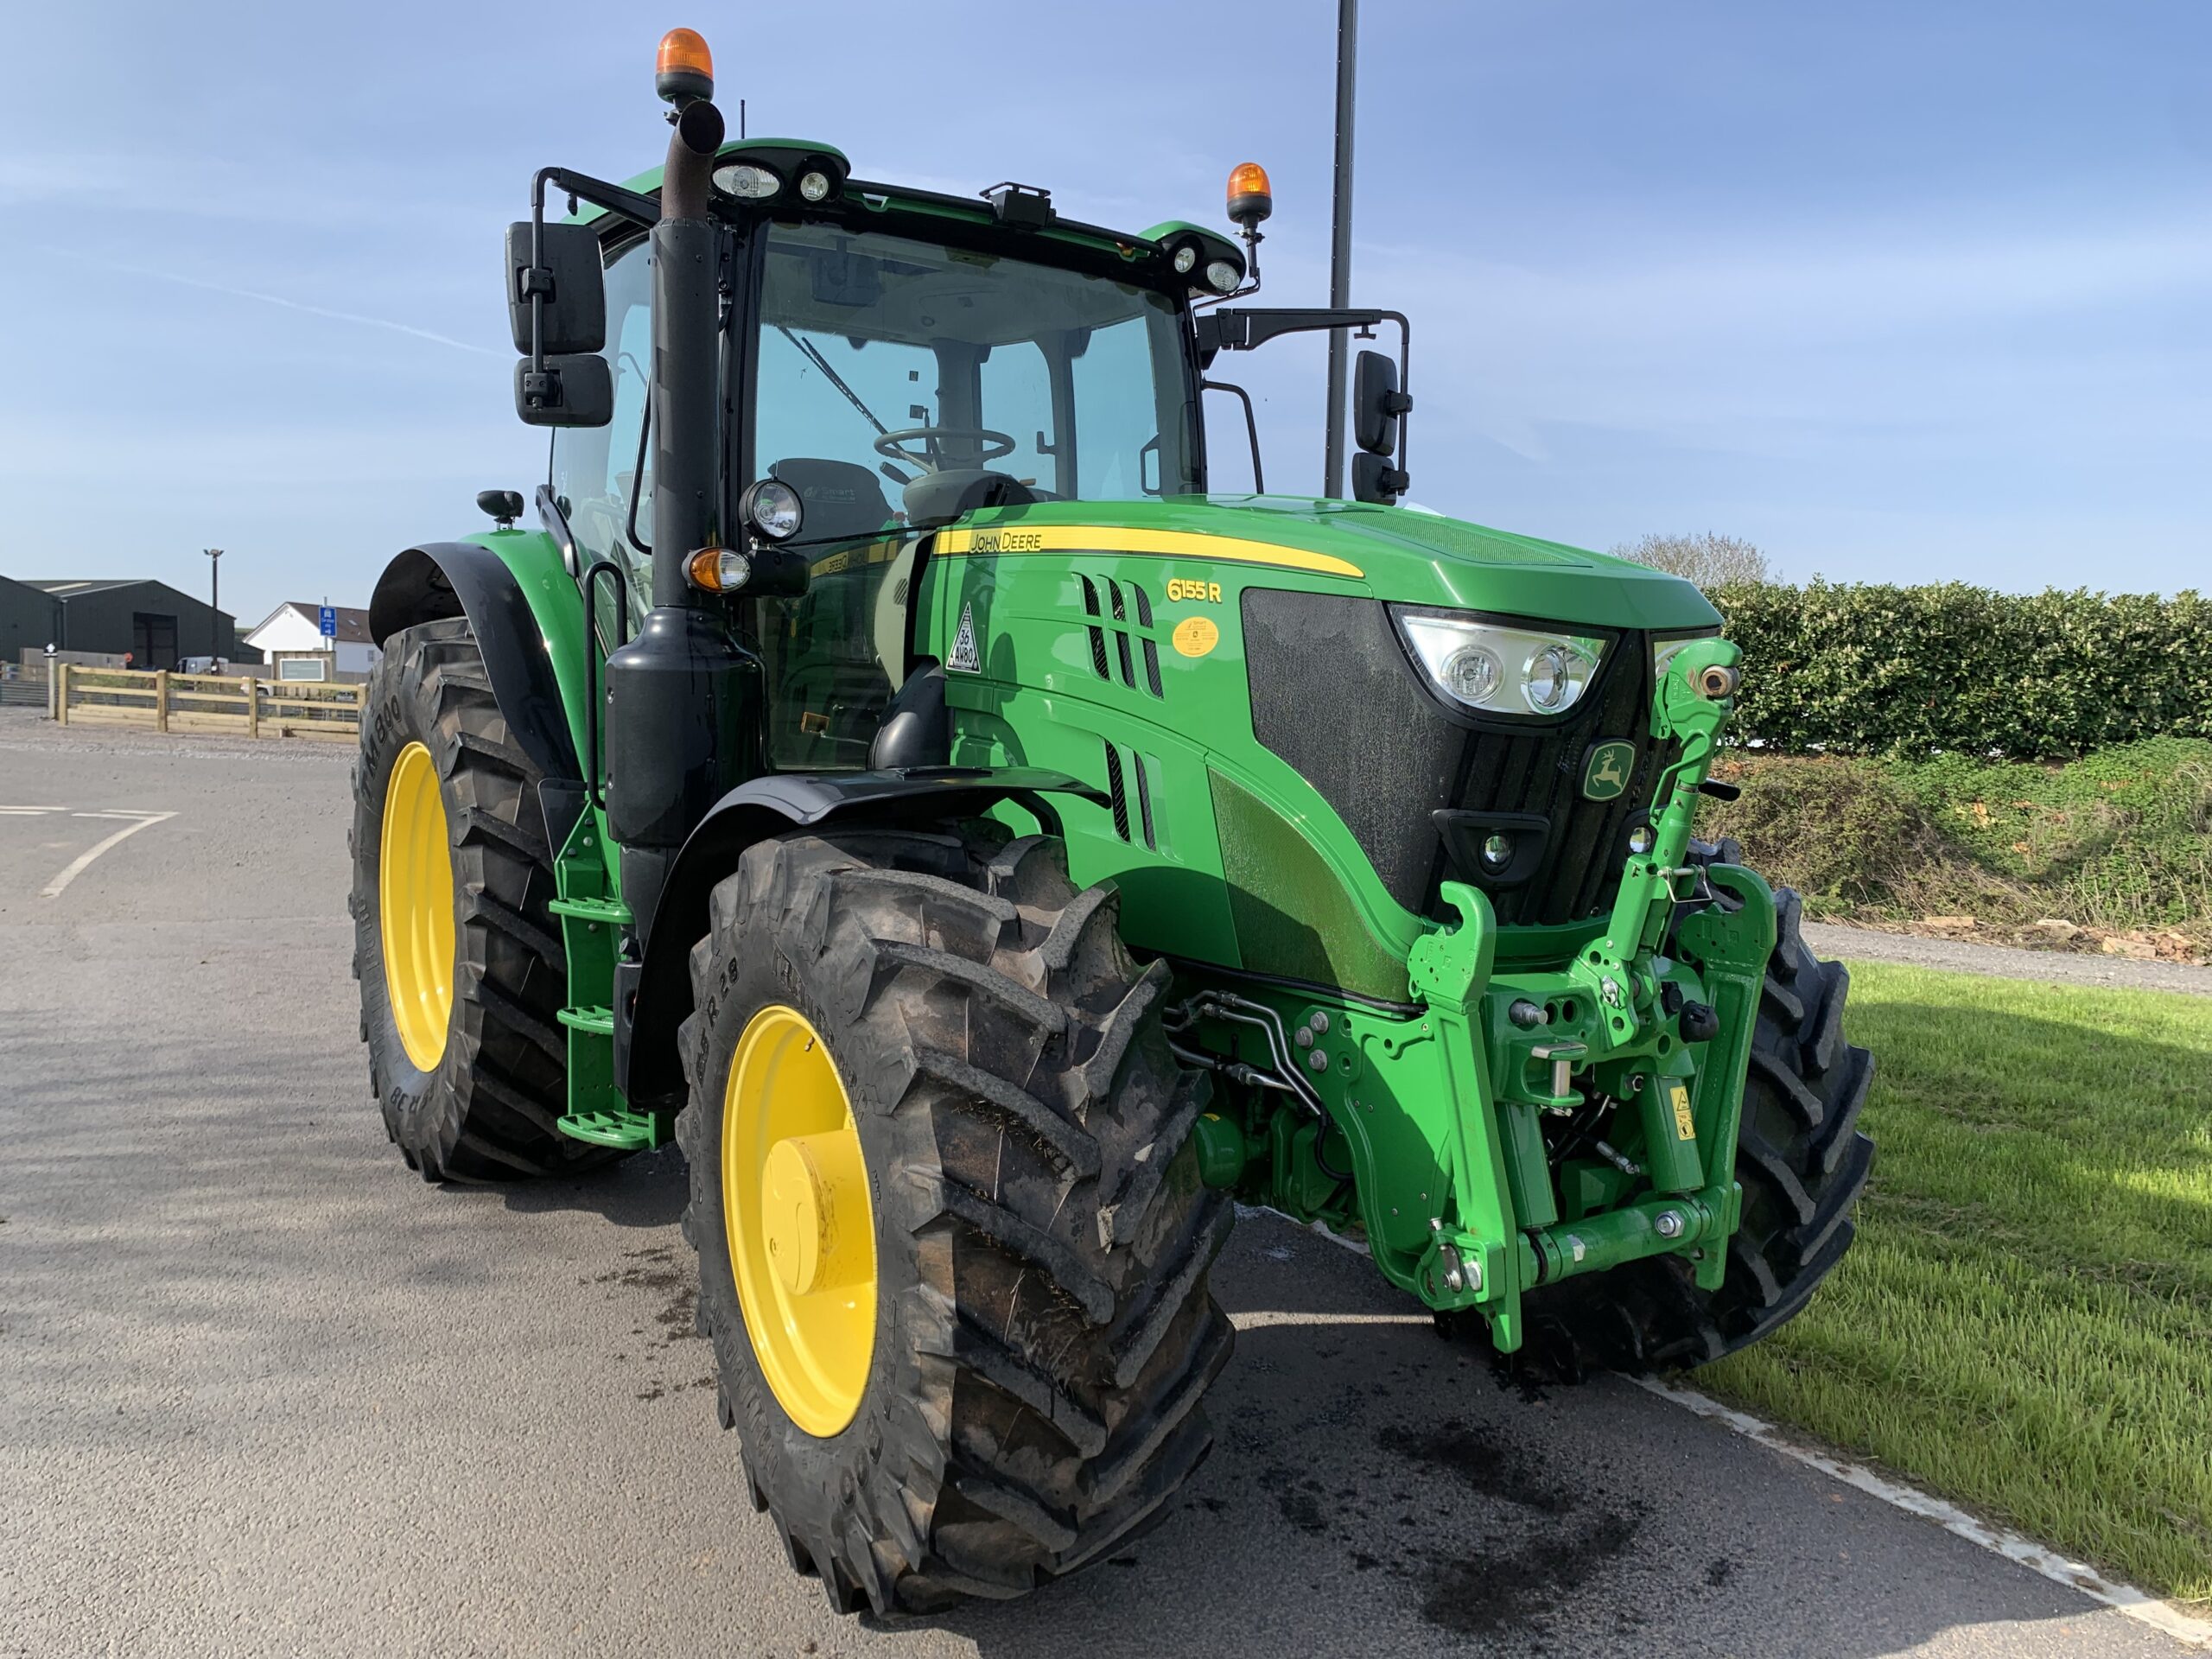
619, 766, 1108, 1103
368, 543, 582, 789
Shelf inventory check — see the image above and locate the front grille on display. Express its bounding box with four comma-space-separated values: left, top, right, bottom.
1243, 590, 1670, 929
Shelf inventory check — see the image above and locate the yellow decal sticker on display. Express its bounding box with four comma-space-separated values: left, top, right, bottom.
967, 527, 1046, 554
935, 524, 1363, 580
1669, 1082, 1697, 1141
1166, 577, 1224, 604
1172, 616, 1221, 658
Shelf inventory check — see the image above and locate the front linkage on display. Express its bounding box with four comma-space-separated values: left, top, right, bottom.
1175, 638, 1771, 1354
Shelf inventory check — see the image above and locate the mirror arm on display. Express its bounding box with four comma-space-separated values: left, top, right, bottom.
1198, 308, 1412, 496
1393, 311, 1411, 489
531, 167, 661, 235
518, 168, 658, 421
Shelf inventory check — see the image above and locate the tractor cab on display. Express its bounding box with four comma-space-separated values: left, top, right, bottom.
513, 62, 1406, 804
626, 203, 1205, 772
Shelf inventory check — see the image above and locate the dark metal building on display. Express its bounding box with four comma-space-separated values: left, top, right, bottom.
13, 578, 257, 668
0, 574, 60, 667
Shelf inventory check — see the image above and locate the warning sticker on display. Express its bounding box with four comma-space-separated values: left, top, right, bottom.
1172, 615, 1220, 658
948, 602, 981, 672
1669, 1082, 1697, 1141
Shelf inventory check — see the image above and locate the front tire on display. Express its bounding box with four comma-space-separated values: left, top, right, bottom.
677, 828, 1233, 1615
350, 618, 601, 1181
1515, 879, 1876, 1374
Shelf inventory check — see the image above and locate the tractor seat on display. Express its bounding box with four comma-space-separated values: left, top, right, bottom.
768, 457, 894, 543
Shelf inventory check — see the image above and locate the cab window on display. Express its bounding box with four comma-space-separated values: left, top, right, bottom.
748, 222, 1195, 769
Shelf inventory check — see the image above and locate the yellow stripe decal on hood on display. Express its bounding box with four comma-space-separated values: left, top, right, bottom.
934, 524, 1364, 581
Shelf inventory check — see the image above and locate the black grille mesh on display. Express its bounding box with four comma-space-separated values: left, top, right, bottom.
1243, 590, 1669, 928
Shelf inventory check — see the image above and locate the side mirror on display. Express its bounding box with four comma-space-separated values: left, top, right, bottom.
1354, 349, 1408, 456
514, 353, 614, 428
1351, 451, 1408, 506
505, 222, 607, 355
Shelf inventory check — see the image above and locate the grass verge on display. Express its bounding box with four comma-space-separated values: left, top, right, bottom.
1700, 738, 2212, 960
1700, 961, 2212, 1608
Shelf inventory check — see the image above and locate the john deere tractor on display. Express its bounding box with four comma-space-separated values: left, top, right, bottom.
352, 28, 1872, 1616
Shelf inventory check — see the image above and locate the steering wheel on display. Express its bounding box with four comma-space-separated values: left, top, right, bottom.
874, 426, 1016, 475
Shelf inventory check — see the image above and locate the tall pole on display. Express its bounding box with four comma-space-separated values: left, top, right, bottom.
204, 548, 224, 658
1322, 0, 1358, 499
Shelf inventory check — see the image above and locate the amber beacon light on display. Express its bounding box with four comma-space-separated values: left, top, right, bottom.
656, 28, 715, 105
1225, 162, 1274, 229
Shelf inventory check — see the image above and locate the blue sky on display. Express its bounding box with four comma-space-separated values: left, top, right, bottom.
2, 1, 2204, 628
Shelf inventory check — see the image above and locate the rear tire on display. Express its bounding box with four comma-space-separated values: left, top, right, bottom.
677, 827, 1233, 1615
1512, 879, 1875, 1375
350, 618, 606, 1181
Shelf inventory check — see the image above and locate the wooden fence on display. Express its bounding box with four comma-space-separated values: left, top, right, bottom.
54, 666, 364, 741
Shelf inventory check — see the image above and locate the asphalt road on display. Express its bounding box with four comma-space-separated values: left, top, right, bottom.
0, 709, 2190, 1659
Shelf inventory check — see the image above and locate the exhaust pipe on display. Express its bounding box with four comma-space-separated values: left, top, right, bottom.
608, 91, 760, 953
650, 97, 726, 611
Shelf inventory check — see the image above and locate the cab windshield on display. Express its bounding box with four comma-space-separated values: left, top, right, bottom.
752, 222, 1198, 534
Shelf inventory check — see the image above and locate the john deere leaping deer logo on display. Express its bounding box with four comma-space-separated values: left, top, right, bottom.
1582, 741, 1635, 802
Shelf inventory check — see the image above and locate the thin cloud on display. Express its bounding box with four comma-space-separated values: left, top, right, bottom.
38, 245, 499, 356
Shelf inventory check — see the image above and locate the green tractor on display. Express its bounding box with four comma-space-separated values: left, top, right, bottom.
352, 27, 1872, 1616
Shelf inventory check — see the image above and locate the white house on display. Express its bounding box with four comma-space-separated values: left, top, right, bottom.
245, 602, 383, 678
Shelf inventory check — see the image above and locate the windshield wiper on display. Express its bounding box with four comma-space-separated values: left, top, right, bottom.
779, 327, 889, 438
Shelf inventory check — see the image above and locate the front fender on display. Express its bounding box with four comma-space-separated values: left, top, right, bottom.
620, 766, 1105, 1102
367, 533, 588, 787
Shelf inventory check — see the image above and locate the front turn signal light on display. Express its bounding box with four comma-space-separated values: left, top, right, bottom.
687, 546, 751, 593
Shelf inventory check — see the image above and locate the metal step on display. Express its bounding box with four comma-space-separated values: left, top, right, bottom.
549, 895, 633, 925
556, 1107, 674, 1150
558, 1004, 616, 1036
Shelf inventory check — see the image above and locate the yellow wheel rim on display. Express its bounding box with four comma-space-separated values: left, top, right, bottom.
378, 741, 455, 1071
723, 1005, 878, 1437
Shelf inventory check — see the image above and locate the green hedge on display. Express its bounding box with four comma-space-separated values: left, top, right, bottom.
1710, 582, 2212, 758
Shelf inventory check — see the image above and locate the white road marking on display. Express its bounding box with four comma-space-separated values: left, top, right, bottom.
72, 810, 166, 820
1637, 1376, 2212, 1649
1230, 1310, 1430, 1331
0, 805, 65, 814
39, 811, 176, 899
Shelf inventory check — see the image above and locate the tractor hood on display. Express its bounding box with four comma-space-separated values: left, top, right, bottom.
947, 495, 1722, 632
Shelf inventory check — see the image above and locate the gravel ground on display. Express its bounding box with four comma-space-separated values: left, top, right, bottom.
0, 709, 2192, 1657
1802, 923, 2212, 998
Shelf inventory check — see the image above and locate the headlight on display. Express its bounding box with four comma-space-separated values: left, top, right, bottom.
1173, 244, 1198, 274
798, 169, 832, 202
741, 478, 804, 541
712, 162, 781, 199
1205, 258, 1242, 294
1394, 609, 1606, 716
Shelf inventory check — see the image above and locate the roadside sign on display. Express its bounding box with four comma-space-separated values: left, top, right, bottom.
319, 605, 337, 639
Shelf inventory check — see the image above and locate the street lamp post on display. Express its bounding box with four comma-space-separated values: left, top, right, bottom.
204, 548, 224, 661
1322, 0, 1359, 499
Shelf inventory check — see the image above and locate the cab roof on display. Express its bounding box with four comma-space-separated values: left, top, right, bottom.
574, 136, 1211, 268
